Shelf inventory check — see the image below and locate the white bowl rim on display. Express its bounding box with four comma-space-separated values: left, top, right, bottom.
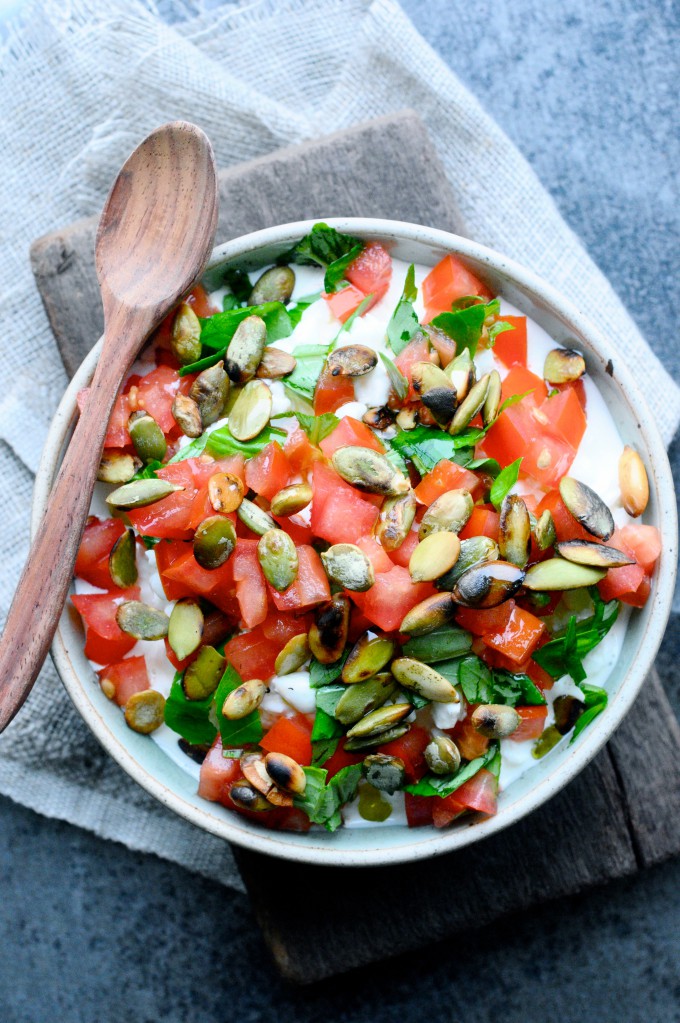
33, 216, 677, 867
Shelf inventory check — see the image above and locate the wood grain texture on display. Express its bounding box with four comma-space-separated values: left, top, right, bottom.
29, 111, 680, 984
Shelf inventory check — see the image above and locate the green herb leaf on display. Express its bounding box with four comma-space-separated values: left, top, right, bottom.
214, 663, 263, 748
130, 458, 163, 482
199, 301, 293, 352
333, 293, 374, 340
282, 223, 363, 271
457, 655, 546, 706
311, 736, 341, 767
402, 626, 473, 664
163, 672, 217, 746
141, 535, 161, 550
324, 243, 363, 293
533, 592, 620, 684
309, 650, 349, 688
571, 683, 608, 741
293, 412, 339, 446
206, 424, 287, 459
387, 264, 420, 355
314, 684, 344, 720
284, 343, 330, 404
222, 267, 252, 304
389, 425, 485, 476
294, 763, 363, 831
496, 389, 535, 417
466, 456, 501, 478
489, 457, 522, 509
287, 291, 321, 328
405, 743, 499, 797
431, 304, 487, 358
487, 319, 515, 346
379, 352, 409, 401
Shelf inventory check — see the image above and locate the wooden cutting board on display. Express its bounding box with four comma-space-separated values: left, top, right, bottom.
30, 111, 680, 985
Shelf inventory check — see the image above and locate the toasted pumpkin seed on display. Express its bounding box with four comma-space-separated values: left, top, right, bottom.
171, 302, 202, 366
248, 265, 295, 306
395, 407, 418, 431
362, 753, 406, 794
553, 694, 585, 735
363, 406, 396, 431
335, 673, 397, 725
327, 345, 378, 377
399, 592, 455, 635
171, 393, 203, 437
444, 348, 474, 401
106, 477, 182, 510
116, 601, 169, 640
424, 735, 461, 775
193, 515, 237, 569
342, 633, 396, 684
182, 645, 226, 700
419, 489, 473, 540
618, 445, 649, 517
376, 490, 417, 551
274, 634, 310, 675
346, 703, 412, 740
109, 528, 138, 588
190, 361, 230, 427
499, 495, 531, 568
449, 373, 490, 434
270, 483, 313, 517
344, 723, 409, 752
523, 557, 606, 590
544, 347, 586, 384
127, 410, 167, 463
256, 346, 297, 379
208, 472, 244, 513
230, 782, 272, 812
237, 497, 276, 536
97, 451, 141, 484
331, 446, 410, 496
224, 314, 267, 384
452, 560, 525, 608
168, 599, 204, 660
228, 379, 272, 441
124, 689, 165, 734
482, 369, 502, 426
308, 594, 350, 664
435, 536, 499, 591
240, 751, 276, 796
320, 543, 375, 592
411, 361, 453, 396
556, 539, 635, 568
421, 386, 457, 425
559, 477, 614, 541
257, 528, 298, 591
409, 532, 461, 582
391, 657, 459, 703
222, 678, 267, 720
100, 677, 116, 701
264, 751, 307, 795
472, 703, 520, 738
534, 509, 556, 550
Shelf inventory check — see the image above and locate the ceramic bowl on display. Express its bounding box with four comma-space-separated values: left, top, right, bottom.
33, 218, 677, 866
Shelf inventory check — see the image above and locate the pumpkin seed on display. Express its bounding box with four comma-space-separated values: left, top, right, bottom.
346, 703, 412, 740
240, 751, 277, 797
222, 678, 267, 720
116, 600, 169, 640
555, 539, 635, 568
248, 265, 295, 306
320, 543, 375, 592
229, 782, 272, 812
482, 369, 502, 426
344, 723, 409, 752
391, 657, 459, 703
335, 673, 397, 725
471, 703, 520, 738
499, 495, 531, 568
544, 347, 586, 384
182, 645, 226, 700
274, 633, 310, 675
409, 532, 461, 582
452, 560, 525, 607
418, 489, 474, 540
99, 677, 116, 701
190, 361, 230, 427
308, 594, 350, 664
449, 373, 490, 434
97, 451, 141, 484
421, 386, 458, 426
170, 302, 202, 366
399, 593, 455, 636
376, 490, 417, 551
331, 446, 410, 496
107, 477, 182, 511
237, 497, 276, 536
534, 509, 556, 550
411, 361, 453, 396
171, 393, 203, 437
193, 515, 237, 569
257, 528, 298, 591
270, 483, 313, 517
108, 528, 138, 588
363, 406, 396, 431
208, 472, 244, 514
342, 633, 396, 684
229, 379, 272, 441
256, 346, 297, 379
168, 599, 204, 661
424, 735, 461, 775
124, 689, 165, 734
444, 348, 474, 402
523, 557, 606, 590
127, 410, 167, 464
559, 476, 614, 540
327, 345, 378, 377
224, 314, 267, 384
553, 694, 585, 735
362, 753, 406, 794
618, 445, 649, 517
264, 751, 307, 795
395, 407, 418, 431
435, 536, 499, 591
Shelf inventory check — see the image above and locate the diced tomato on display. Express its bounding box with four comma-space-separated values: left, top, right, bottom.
311, 462, 379, 545
268, 545, 331, 611
245, 442, 291, 501
223, 627, 280, 681
405, 793, 434, 828
508, 705, 548, 742
524, 658, 555, 692
321, 744, 364, 779
619, 524, 661, 572
97, 655, 150, 707
356, 535, 394, 573
260, 714, 313, 766
500, 367, 547, 407
198, 737, 242, 802
427, 328, 456, 367
261, 611, 313, 645
387, 529, 420, 568
232, 539, 268, 628
319, 416, 384, 458
422, 254, 493, 322
350, 566, 434, 632
284, 428, 319, 474
555, 377, 587, 410
456, 600, 515, 637
314, 364, 355, 414
414, 459, 480, 505
161, 547, 239, 618
458, 505, 500, 542
535, 491, 594, 543
347, 607, 375, 644
482, 606, 547, 665
189, 453, 246, 489
449, 715, 490, 760
598, 558, 646, 604
154, 539, 195, 600
75, 517, 126, 589
394, 335, 433, 402
186, 283, 217, 318
482, 402, 576, 489
432, 769, 498, 826
379, 725, 430, 783
345, 242, 392, 306
540, 386, 587, 450
127, 461, 197, 539
323, 284, 367, 323
71, 586, 140, 664
78, 391, 133, 449
492, 315, 527, 368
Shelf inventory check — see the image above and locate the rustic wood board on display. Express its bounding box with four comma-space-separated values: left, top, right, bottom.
29, 112, 680, 985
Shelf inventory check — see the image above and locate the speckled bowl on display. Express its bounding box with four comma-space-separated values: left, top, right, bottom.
33, 218, 677, 866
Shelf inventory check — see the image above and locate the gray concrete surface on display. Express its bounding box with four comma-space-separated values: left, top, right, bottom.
2, 1, 679, 1020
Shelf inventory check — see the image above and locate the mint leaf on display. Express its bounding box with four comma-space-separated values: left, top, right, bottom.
380, 352, 409, 401
402, 626, 473, 664
309, 650, 349, 688
199, 301, 292, 351
489, 457, 522, 509
457, 656, 545, 706
164, 672, 217, 746
214, 663, 263, 748
294, 763, 363, 831
324, 243, 363, 293
311, 736, 341, 767
389, 424, 485, 475
431, 304, 486, 358
282, 223, 363, 270
387, 264, 420, 355
571, 683, 608, 741
533, 593, 620, 683
466, 456, 502, 478
405, 743, 499, 797
314, 684, 344, 720
294, 412, 339, 446
205, 424, 287, 459
487, 319, 515, 346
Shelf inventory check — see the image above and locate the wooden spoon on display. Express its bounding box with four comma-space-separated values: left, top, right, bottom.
0, 121, 218, 731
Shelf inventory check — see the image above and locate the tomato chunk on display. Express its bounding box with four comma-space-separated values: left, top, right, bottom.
405, 793, 434, 828
422, 254, 493, 321
345, 242, 392, 306
387, 529, 420, 568
540, 386, 587, 450
323, 284, 367, 323
75, 518, 126, 589
311, 463, 379, 545
319, 416, 384, 457
394, 335, 433, 402
97, 655, 150, 707
350, 566, 434, 632
619, 524, 661, 572
245, 442, 291, 501
268, 545, 331, 611
161, 547, 239, 618
508, 706, 548, 742
356, 535, 394, 574
432, 769, 498, 826
379, 725, 430, 783
482, 606, 547, 665
198, 737, 242, 802
321, 745, 364, 779
414, 459, 480, 505
223, 627, 280, 681
482, 402, 576, 489
71, 587, 140, 664
449, 715, 490, 760
458, 505, 500, 542
284, 428, 319, 474
456, 601, 515, 637
314, 364, 355, 414
232, 539, 268, 628
135, 365, 184, 434
260, 714, 313, 766
78, 391, 133, 448
127, 461, 197, 540
492, 315, 527, 368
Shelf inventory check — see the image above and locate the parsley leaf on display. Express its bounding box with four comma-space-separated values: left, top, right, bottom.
387, 264, 420, 355
214, 664, 263, 748
405, 743, 499, 798
282, 223, 363, 271
294, 764, 363, 831
457, 656, 546, 706
533, 591, 620, 684
324, 243, 363, 293
293, 412, 339, 446
389, 424, 485, 475
571, 683, 608, 741
431, 304, 487, 358
284, 343, 330, 404
489, 457, 522, 509
380, 352, 409, 401
163, 672, 217, 746
309, 650, 349, 688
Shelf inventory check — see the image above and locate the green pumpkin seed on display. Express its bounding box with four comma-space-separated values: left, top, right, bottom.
452, 560, 525, 608
171, 302, 202, 366
553, 694, 585, 735
619, 445, 649, 517
270, 483, 313, 518
331, 446, 410, 496
97, 451, 141, 484
499, 494, 531, 568
559, 477, 614, 541
171, 393, 203, 438
362, 406, 396, 431
411, 361, 453, 396
342, 633, 396, 684
229, 782, 272, 812
124, 689, 165, 734
395, 408, 418, 431
346, 703, 412, 740
264, 751, 307, 795
224, 314, 267, 384
308, 594, 350, 664
401, 625, 472, 663
320, 543, 375, 592
391, 657, 459, 703
424, 735, 461, 775
116, 601, 169, 640
435, 536, 499, 591
109, 528, 138, 588
327, 345, 378, 377
482, 369, 502, 426
237, 497, 276, 536
532, 724, 563, 759
190, 361, 230, 427
362, 753, 406, 794
534, 509, 556, 550
182, 645, 226, 700
376, 491, 417, 551
399, 593, 456, 636
543, 347, 586, 384
222, 678, 267, 720
274, 634, 310, 676
471, 703, 520, 738
418, 489, 474, 540
335, 673, 397, 725
344, 723, 409, 752
106, 477, 183, 510
193, 515, 237, 569
208, 472, 244, 514
449, 373, 490, 435
128, 410, 167, 463
555, 539, 635, 568
409, 531, 461, 583
168, 599, 204, 661
256, 346, 297, 380
248, 265, 295, 306
444, 348, 474, 401
523, 557, 606, 590
257, 528, 298, 591
229, 379, 272, 441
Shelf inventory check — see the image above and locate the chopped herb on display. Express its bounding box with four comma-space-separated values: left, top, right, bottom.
284, 344, 330, 404
401, 626, 473, 664
315, 684, 344, 719
457, 656, 546, 706
131, 459, 163, 481
163, 672, 217, 747
281, 223, 363, 271
389, 424, 485, 475
496, 389, 534, 417
431, 304, 486, 358
199, 301, 292, 351
177, 348, 225, 377
222, 294, 240, 312
214, 663, 263, 748
401, 689, 430, 710
287, 291, 321, 328
487, 319, 515, 346
387, 264, 420, 355
489, 457, 522, 509
311, 687, 344, 767
405, 743, 499, 797
533, 591, 620, 684
293, 412, 339, 445
168, 423, 287, 464
294, 763, 363, 831
140, 535, 161, 549
380, 352, 409, 401
324, 242, 363, 293
309, 650, 349, 688
571, 683, 608, 741
466, 456, 501, 478
311, 736, 341, 767
222, 267, 252, 304
335, 292, 375, 338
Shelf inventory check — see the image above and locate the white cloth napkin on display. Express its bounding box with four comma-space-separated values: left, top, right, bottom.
1, 0, 678, 892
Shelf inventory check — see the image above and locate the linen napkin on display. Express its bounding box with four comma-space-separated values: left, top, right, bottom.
0, 0, 678, 892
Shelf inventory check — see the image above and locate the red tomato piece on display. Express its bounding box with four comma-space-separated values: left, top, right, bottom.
492, 315, 527, 368
458, 505, 500, 542
500, 366, 548, 407
508, 706, 548, 742
481, 606, 547, 665
449, 715, 490, 760
319, 416, 384, 458
154, 539, 195, 600
198, 737, 242, 802
284, 428, 319, 474
350, 566, 434, 632
482, 403, 576, 489
261, 611, 314, 645
97, 655, 150, 707
323, 283, 367, 323
455, 600, 515, 637
245, 442, 291, 501
598, 559, 646, 604
535, 491, 594, 543
311, 462, 380, 545
394, 335, 433, 402
75, 517, 126, 589
272, 513, 314, 547
356, 535, 394, 574
432, 769, 498, 826
387, 529, 420, 568
71, 587, 140, 665
232, 539, 268, 629
161, 547, 238, 618
260, 714, 313, 766
524, 658, 555, 692
345, 242, 392, 306
127, 461, 197, 539
540, 386, 587, 450
268, 545, 331, 611
379, 725, 430, 783
189, 453, 245, 489
414, 459, 480, 505
314, 364, 355, 414
186, 283, 217, 318
135, 366, 183, 434
618, 524, 661, 572
321, 745, 364, 779
422, 254, 493, 321
405, 793, 434, 828
427, 329, 456, 367
223, 627, 280, 681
